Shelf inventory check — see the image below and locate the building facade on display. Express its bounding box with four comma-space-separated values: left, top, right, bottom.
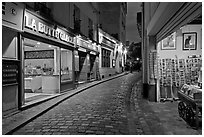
2, 2, 127, 115
142, 2, 202, 101
98, 28, 125, 78
2, 2, 100, 115
98, 2, 127, 45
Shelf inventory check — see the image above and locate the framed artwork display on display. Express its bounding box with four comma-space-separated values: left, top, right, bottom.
183, 32, 197, 50
161, 32, 176, 50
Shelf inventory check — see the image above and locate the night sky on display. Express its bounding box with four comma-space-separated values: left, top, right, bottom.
126, 2, 142, 44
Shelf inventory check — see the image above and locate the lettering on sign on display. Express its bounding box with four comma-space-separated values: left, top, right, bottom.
2, 60, 19, 85
24, 13, 74, 44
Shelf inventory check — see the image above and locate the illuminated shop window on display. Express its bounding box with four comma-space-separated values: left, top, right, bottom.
61, 48, 73, 82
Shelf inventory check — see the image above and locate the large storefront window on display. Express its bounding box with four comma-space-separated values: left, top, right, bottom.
23, 38, 60, 105
61, 48, 73, 82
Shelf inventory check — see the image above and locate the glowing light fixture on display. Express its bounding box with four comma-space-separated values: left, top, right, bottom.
124, 48, 127, 54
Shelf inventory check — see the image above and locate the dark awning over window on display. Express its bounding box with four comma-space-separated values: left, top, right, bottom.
147, 2, 202, 43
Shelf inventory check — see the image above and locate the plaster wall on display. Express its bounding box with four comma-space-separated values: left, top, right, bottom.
158, 25, 202, 59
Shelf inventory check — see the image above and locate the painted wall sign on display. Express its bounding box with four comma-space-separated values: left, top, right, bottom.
2, 2, 24, 31
24, 10, 75, 46
76, 37, 98, 52
78, 47, 87, 52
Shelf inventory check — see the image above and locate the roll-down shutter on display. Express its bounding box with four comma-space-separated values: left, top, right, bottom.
156, 2, 202, 42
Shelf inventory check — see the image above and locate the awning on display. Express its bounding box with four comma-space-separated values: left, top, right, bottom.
147, 2, 202, 43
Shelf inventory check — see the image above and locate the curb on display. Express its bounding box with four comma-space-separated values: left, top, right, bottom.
3, 72, 129, 135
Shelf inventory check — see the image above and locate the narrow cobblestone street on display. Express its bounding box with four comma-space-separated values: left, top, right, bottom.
12, 72, 144, 135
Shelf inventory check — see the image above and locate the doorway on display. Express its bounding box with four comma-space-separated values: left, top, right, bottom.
22, 38, 60, 106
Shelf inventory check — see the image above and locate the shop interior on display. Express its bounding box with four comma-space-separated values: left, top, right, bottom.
156, 15, 202, 101
23, 38, 73, 105
151, 15, 202, 127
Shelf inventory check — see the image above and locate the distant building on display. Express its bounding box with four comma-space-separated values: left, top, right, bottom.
98, 2, 127, 45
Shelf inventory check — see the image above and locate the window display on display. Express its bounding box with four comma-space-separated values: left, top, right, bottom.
61, 48, 73, 82
23, 38, 60, 96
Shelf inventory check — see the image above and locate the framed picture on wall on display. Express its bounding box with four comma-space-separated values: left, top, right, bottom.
183, 32, 197, 50
161, 32, 176, 50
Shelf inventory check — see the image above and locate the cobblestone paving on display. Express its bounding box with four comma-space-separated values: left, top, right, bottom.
12, 72, 143, 135
131, 79, 201, 135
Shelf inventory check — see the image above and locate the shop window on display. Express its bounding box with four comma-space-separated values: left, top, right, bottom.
101, 48, 111, 68
61, 48, 73, 82
23, 38, 60, 97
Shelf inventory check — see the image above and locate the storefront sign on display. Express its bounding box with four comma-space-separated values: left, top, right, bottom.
76, 37, 98, 53
78, 47, 87, 52
101, 37, 114, 48
90, 51, 96, 55
82, 40, 88, 48
2, 2, 24, 31
24, 10, 75, 45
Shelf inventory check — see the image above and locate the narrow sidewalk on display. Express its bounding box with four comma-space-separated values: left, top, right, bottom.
131, 79, 202, 135
2, 72, 128, 135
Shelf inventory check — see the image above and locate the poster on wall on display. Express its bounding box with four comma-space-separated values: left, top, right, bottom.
183, 32, 197, 50
161, 32, 176, 50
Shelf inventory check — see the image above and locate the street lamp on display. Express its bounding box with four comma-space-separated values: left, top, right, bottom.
124, 48, 127, 54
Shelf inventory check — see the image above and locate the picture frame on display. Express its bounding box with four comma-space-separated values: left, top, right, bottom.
183, 32, 197, 50
161, 32, 176, 50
